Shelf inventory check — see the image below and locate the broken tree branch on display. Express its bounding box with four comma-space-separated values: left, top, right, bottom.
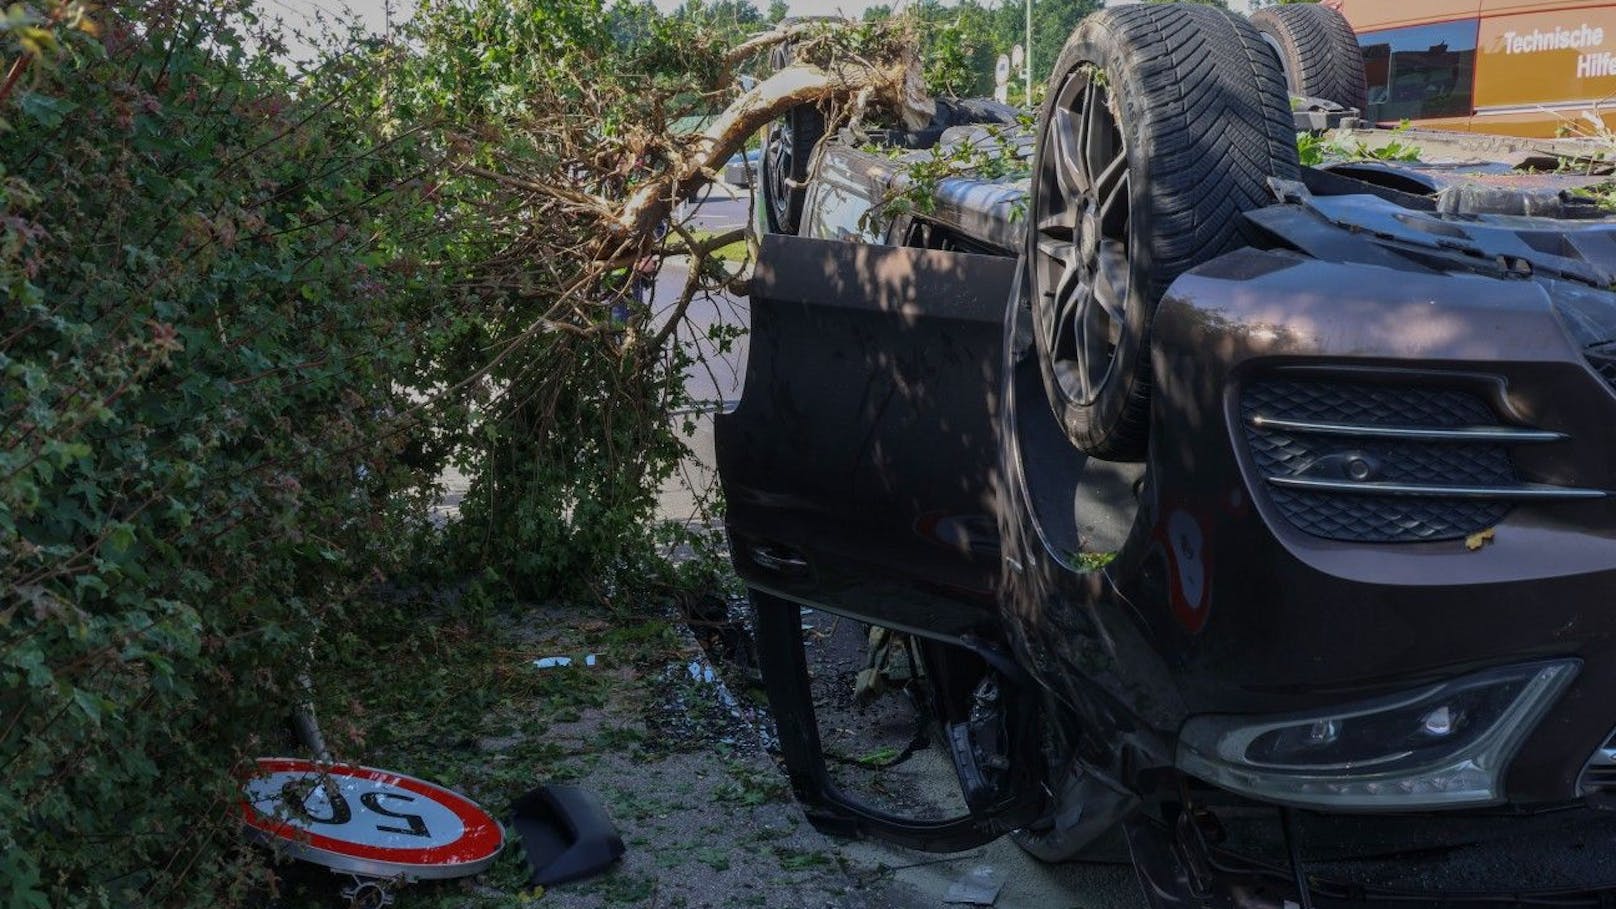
609, 48, 932, 246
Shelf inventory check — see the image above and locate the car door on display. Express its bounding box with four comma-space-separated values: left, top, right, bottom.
716, 233, 1019, 643
715, 231, 1035, 851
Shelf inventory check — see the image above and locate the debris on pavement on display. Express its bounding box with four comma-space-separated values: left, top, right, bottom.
944, 865, 1006, 905
854, 626, 915, 707
510, 783, 626, 887
534, 654, 599, 669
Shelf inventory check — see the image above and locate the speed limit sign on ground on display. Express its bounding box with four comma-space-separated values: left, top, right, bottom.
240, 758, 504, 879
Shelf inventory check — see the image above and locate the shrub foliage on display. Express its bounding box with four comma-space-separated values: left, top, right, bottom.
0, 2, 476, 903
0, 0, 913, 901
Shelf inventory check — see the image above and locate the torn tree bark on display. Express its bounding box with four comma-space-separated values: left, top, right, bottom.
442, 15, 935, 402
607, 37, 933, 248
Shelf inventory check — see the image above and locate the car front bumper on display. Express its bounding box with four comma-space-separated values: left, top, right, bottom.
1004, 246, 1616, 811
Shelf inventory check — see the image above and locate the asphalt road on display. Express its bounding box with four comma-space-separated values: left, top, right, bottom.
655, 189, 750, 523
665, 191, 751, 408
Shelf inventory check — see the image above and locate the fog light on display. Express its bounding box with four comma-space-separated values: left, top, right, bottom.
1423, 706, 1455, 737
1306, 720, 1340, 747
1177, 660, 1577, 810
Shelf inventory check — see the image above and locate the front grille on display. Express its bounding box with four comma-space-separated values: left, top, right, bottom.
1580, 731, 1616, 796
1241, 379, 1586, 543
1263, 486, 1512, 543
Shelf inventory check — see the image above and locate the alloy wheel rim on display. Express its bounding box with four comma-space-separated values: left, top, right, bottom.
767, 117, 795, 225
1033, 67, 1132, 407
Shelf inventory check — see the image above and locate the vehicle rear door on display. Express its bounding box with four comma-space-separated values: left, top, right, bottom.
715, 233, 1018, 642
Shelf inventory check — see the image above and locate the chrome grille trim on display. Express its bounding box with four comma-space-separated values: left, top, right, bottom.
1247, 416, 1566, 445
1240, 378, 1595, 543
1267, 476, 1608, 501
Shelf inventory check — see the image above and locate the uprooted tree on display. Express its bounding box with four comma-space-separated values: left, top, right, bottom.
0, 1, 936, 902
421, 7, 940, 596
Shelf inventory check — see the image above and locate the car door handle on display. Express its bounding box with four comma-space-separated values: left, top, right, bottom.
750, 544, 808, 575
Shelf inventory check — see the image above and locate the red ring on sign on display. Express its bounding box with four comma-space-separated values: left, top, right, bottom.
240, 758, 503, 865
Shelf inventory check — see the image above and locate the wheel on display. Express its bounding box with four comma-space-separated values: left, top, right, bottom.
1250, 3, 1368, 112
761, 41, 826, 235
1028, 3, 1299, 460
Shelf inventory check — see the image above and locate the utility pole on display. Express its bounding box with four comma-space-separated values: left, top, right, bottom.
1025, 0, 1033, 105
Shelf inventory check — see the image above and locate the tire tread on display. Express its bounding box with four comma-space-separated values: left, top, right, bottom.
1251, 4, 1369, 112
1034, 3, 1298, 460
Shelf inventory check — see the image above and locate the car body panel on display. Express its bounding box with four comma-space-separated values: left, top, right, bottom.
726, 83, 1616, 899
716, 235, 1018, 641
802, 139, 1027, 253
1140, 248, 1616, 803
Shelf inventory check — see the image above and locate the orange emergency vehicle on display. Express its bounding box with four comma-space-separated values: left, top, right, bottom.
1338, 0, 1616, 136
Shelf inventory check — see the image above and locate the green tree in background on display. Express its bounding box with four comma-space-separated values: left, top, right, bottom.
0, 0, 806, 900
1010, 0, 1101, 86
916, 0, 1001, 96
860, 0, 1104, 98
673, 0, 766, 45
0, 2, 474, 902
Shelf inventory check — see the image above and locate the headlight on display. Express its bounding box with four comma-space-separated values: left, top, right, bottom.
1177, 660, 1578, 810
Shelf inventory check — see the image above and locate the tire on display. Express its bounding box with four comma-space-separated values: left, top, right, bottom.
936, 97, 1021, 128
1250, 3, 1368, 112
1027, 3, 1299, 460
761, 41, 826, 235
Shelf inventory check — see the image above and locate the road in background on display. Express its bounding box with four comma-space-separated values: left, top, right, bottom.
656, 188, 750, 522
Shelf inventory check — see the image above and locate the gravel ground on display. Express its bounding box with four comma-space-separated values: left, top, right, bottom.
283, 593, 1139, 909
492, 601, 1141, 909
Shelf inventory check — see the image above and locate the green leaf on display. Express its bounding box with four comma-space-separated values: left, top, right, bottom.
71, 688, 102, 724
16, 93, 76, 129
103, 522, 135, 556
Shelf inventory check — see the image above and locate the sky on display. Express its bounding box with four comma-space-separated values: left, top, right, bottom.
290, 0, 902, 36
266, 0, 903, 64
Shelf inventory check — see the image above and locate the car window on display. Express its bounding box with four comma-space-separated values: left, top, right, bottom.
802, 151, 889, 244
1360, 19, 1481, 122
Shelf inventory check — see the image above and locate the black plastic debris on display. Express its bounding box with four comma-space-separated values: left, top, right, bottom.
509, 784, 625, 887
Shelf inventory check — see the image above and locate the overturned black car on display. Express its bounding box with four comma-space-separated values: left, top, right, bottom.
716, 4, 1616, 905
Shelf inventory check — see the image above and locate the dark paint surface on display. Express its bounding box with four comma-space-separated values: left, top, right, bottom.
721, 163, 1616, 836
1134, 249, 1616, 804
1001, 244, 1616, 805
722, 228, 1616, 812
717, 235, 1017, 641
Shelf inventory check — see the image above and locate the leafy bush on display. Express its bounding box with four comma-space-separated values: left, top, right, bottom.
0, 0, 783, 900
0, 3, 462, 903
